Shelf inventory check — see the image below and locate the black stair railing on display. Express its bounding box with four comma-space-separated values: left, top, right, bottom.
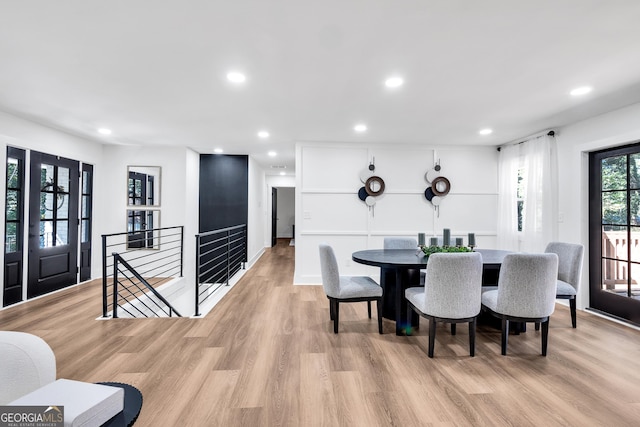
195, 224, 247, 316
102, 226, 184, 318
112, 253, 182, 318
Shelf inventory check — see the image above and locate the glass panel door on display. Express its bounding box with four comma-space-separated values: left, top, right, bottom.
27, 151, 79, 298
589, 142, 640, 324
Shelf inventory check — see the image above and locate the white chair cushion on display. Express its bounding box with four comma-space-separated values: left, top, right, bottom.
481, 289, 499, 312
337, 276, 382, 299
405, 287, 425, 312
556, 279, 577, 296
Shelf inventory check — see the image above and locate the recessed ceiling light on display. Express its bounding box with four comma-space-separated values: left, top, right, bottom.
226, 71, 246, 83
570, 86, 592, 96
268, 151, 277, 157
354, 124, 367, 133
479, 128, 493, 136
214, 148, 223, 154
385, 76, 404, 88
280, 171, 286, 176
98, 128, 112, 135
258, 131, 270, 139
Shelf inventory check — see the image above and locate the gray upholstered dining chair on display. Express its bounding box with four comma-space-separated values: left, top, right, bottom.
383, 237, 425, 286
545, 242, 584, 328
383, 236, 418, 250
481, 253, 558, 356
319, 244, 383, 334
405, 252, 483, 358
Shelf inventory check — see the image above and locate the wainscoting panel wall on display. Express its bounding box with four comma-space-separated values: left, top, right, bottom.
301, 193, 367, 232
295, 142, 499, 284
301, 145, 367, 190
370, 148, 434, 191
370, 193, 434, 233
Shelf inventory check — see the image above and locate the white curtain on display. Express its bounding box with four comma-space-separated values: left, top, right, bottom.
497, 134, 558, 252
497, 144, 520, 251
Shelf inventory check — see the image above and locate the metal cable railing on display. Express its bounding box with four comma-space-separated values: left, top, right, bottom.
195, 224, 247, 316
102, 226, 184, 317
112, 254, 182, 318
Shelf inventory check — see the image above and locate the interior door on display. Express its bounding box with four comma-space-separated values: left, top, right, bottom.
27, 152, 79, 298
272, 187, 277, 247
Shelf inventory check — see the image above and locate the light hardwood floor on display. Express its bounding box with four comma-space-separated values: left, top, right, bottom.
2, 239, 640, 426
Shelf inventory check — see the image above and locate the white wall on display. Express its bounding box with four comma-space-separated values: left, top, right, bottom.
97, 145, 206, 286
248, 157, 266, 266
276, 187, 295, 238
556, 101, 640, 310
294, 142, 499, 284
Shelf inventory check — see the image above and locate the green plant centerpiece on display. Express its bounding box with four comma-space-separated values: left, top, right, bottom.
420, 245, 473, 257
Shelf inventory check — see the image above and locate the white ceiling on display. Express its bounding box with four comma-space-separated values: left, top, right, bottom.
2, 1, 640, 175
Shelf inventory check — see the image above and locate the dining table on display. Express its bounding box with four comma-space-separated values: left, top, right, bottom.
351, 248, 512, 335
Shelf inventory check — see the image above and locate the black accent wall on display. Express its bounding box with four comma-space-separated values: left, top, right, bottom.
198, 154, 248, 284
199, 154, 248, 232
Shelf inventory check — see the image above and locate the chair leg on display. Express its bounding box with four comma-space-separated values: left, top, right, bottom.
334, 301, 340, 334
570, 297, 577, 328
329, 299, 334, 320
377, 298, 383, 334
501, 319, 509, 355
534, 322, 540, 331
428, 318, 436, 358
541, 319, 549, 356
469, 318, 476, 357
451, 323, 456, 335
367, 301, 372, 319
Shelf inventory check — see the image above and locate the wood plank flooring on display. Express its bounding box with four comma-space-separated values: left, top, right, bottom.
2, 239, 640, 426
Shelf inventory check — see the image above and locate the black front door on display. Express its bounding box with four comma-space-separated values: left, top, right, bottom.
27, 152, 79, 298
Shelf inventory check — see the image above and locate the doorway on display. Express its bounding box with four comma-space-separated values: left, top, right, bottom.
27, 151, 79, 298
271, 187, 295, 247
589, 141, 640, 324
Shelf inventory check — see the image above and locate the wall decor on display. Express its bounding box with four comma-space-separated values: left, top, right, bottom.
424, 161, 450, 216
365, 175, 385, 196
357, 156, 385, 215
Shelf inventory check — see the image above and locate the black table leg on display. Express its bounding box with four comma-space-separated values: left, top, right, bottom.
394, 268, 420, 335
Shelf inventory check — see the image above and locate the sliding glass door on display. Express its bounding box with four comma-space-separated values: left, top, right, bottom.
589, 142, 640, 324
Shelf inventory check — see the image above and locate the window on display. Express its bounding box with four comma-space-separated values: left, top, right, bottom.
5, 156, 23, 253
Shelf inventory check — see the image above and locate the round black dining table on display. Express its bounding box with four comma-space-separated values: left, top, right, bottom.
352, 248, 512, 335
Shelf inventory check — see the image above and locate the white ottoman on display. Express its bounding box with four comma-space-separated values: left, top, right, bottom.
9, 378, 124, 427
